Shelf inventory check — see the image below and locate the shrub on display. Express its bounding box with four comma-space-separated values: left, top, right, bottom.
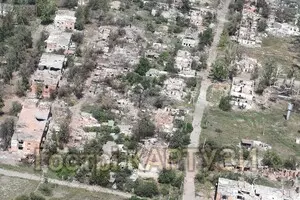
38, 183, 53, 196
186, 77, 197, 88
158, 168, 176, 184
134, 179, 159, 197
219, 96, 232, 111
262, 150, 282, 170
9, 101, 22, 116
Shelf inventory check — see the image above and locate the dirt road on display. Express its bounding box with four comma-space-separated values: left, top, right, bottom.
0, 168, 132, 199
182, 0, 232, 199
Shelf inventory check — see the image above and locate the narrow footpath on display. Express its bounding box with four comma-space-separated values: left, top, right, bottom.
0, 168, 132, 199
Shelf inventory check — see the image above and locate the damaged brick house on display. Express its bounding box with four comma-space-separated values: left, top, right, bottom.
54, 10, 76, 31
45, 31, 73, 54
31, 53, 66, 98
230, 77, 255, 109
10, 100, 51, 157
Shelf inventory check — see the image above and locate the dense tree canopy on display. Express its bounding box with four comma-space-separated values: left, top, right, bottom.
210, 59, 228, 81
37, 0, 56, 24
134, 57, 151, 76
134, 179, 159, 197
262, 150, 282, 170
133, 115, 156, 140
198, 28, 213, 50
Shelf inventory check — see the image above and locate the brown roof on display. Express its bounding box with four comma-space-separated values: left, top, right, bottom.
12, 99, 51, 142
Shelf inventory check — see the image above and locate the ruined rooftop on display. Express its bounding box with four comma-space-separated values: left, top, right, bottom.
216, 177, 300, 200
38, 53, 65, 70
12, 99, 51, 142
45, 31, 72, 50
55, 9, 76, 22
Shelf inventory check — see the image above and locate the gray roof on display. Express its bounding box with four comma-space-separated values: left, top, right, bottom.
38, 53, 65, 70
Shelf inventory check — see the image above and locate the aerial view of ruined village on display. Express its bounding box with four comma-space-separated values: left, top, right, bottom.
2, 0, 300, 199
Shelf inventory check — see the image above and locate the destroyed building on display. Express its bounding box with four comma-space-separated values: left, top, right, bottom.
181, 28, 198, 48
267, 22, 300, 37
10, 100, 51, 157
190, 9, 203, 28
54, 10, 76, 31
138, 139, 170, 179
145, 43, 168, 60
45, 31, 73, 54
240, 139, 272, 151
215, 177, 300, 200
236, 56, 261, 74
110, 1, 121, 10
153, 108, 174, 133
175, 50, 196, 77
233, 3, 262, 48
146, 68, 168, 78
230, 77, 255, 109
31, 53, 65, 98
162, 77, 186, 101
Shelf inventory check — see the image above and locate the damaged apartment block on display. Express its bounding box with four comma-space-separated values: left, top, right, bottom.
31, 53, 66, 98
10, 99, 51, 157
230, 77, 255, 109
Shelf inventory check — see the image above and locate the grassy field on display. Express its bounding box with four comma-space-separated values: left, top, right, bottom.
0, 175, 124, 200
206, 83, 230, 105
241, 36, 298, 76
200, 106, 300, 157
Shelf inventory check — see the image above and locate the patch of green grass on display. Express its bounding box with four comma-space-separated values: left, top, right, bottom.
201, 107, 300, 157
241, 36, 297, 76
206, 84, 229, 104
0, 175, 124, 200
0, 163, 41, 175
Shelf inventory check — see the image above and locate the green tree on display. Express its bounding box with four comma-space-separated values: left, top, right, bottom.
134, 179, 159, 198
134, 116, 155, 140
257, 0, 270, 18
169, 130, 190, 148
37, 0, 56, 24
64, 0, 78, 8
261, 59, 278, 86
0, 94, 4, 114
89, 168, 110, 187
275, 7, 296, 23
226, 13, 242, 36
0, 11, 14, 42
164, 59, 178, 73
179, 0, 191, 14
158, 168, 176, 184
88, 0, 109, 11
134, 57, 151, 76
9, 101, 22, 116
210, 59, 228, 81
0, 118, 15, 150
219, 96, 232, 111
58, 120, 70, 144
229, 0, 244, 12
262, 150, 282, 170
75, 6, 89, 30
186, 78, 197, 88
219, 29, 230, 48
283, 156, 297, 170
257, 19, 267, 32
146, 22, 155, 33
198, 28, 213, 50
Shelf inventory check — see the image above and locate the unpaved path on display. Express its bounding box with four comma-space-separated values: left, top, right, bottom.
182, 0, 232, 199
0, 168, 132, 198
